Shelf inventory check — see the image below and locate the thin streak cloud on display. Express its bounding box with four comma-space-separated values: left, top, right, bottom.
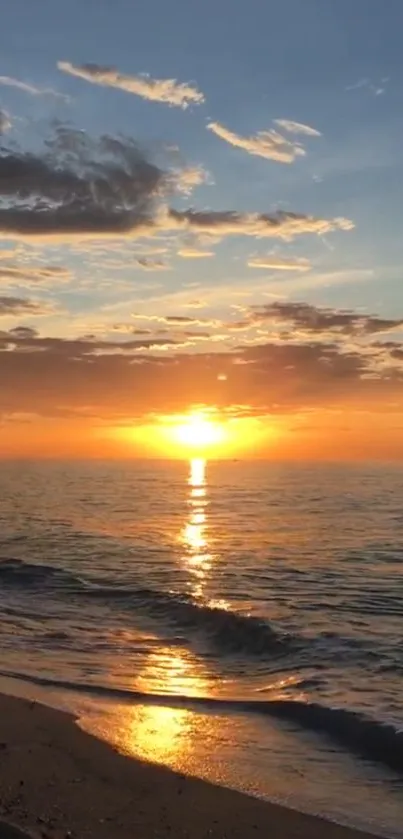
0, 75, 68, 100
166, 209, 354, 241
58, 61, 205, 108
177, 247, 215, 258
247, 256, 312, 271
274, 119, 321, 137
207, 121, 304, 163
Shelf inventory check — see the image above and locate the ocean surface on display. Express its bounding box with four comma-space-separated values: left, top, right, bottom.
1, 459, 403, 837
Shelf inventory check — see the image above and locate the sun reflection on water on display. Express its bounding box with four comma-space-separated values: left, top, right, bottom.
83, 460, 232, 772
189, 457, 206, 488
93, 645, 210, 767
181, 458, 213, 600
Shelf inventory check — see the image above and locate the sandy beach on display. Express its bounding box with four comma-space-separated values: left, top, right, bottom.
0, 692, 382, 839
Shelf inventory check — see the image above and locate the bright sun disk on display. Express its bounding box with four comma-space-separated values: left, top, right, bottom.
171, 413, 225, 451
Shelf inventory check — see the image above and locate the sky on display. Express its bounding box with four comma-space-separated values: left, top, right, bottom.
0, 0, 403, 459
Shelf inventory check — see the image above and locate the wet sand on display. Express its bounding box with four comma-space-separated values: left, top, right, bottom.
0, 692, 381, 839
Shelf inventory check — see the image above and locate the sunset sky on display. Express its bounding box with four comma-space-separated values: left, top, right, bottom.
0, 0, 402, 459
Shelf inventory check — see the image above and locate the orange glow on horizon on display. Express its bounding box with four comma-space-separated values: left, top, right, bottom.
3, 404, 403, 461
107, 408, 275, 459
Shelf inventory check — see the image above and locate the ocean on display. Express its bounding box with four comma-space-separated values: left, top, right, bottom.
0, 459, 403, 837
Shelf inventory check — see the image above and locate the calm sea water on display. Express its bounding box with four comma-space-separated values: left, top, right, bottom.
1, 459, 403, 836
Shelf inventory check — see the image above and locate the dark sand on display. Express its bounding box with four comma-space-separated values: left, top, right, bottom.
0, 692, 381, 839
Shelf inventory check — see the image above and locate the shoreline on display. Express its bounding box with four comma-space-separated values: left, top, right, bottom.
0, 689, 384, 839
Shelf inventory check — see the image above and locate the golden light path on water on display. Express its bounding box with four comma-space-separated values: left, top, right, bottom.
182, 458, 230, 610
183, 458, 211, 601
87, 459, 223, 769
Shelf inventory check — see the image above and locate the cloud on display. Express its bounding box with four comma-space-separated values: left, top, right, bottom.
247, 256, 311, 271
182, 331, 211, 339
0, 75, 68, 100
165, 315, 200, 324
0, 331, 184, 362
134, 246, 169, 256
166, 209, 353, 241
207, 121, 305, 163
253, 268, 375, 298
108, 323, 211, 343
0, 126, 165, 203
58, 61, 204, 108
136, 258, 169, 271
274, 119, 321, 137
177, 247, 215, 258
346, 77, 388, 96
0, 318, 401, 423
0, 296, 53, 316
0, 126, 168, 241
9, 326, 38, 339
131, 312, 218, 327
0, 111, 11, 133
346, 78, 369, 91
0, 264, 72, 287
112, 324, 153, 335
0, 124, 353, 246
174, 166, 206, 194
246, 302, 403, 337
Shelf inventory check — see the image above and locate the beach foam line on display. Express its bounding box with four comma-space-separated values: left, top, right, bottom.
1, 669, 402, 776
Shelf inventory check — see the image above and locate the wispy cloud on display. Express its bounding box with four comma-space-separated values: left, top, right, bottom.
177, 247, 215, 258
207, 121, 304, 163
274, 119, 321, 137
346, 78, 369, 91
117, 280, 273, 318
247, 256, 311, 271
57, 61, 205, 108
245, 301, 403, 338
0, 296, 54, 316
0, 207, 353, 244
132, 313, 219, 327
0, 264, 72, 288
166, 209, 353, 241
0, 75, 68, 101
136, 258, 169, 271
346, 77, 388, 96
174, 166, 207, 194
0, 111, 11, 133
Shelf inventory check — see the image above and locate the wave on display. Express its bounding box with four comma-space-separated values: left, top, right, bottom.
0, 558, 81, 587
2, 669, 403, 775
0, 558, 292, 658
87, 584, 293, 657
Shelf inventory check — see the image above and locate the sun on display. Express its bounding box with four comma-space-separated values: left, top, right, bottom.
171, 412, 225, 453
105, 407, 276, 459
